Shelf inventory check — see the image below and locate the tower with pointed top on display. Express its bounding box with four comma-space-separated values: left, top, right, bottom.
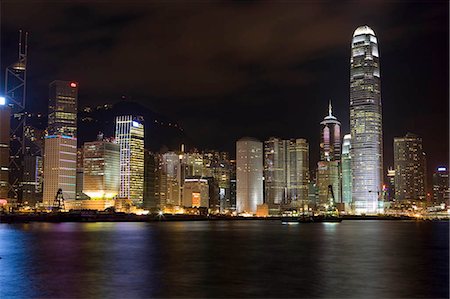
317, 101, 342, 208
320, 100, 341, 161
350, 25, 383, 214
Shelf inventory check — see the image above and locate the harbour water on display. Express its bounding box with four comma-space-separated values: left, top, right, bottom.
0, 220, 448, 298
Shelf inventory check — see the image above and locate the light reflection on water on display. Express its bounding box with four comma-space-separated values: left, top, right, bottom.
0, 220, 448, 298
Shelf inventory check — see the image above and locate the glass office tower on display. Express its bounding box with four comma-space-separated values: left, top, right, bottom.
115, 115, 145, 205
350, 25, 383, 214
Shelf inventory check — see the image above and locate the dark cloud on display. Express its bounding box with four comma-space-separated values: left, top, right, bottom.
1, 1, 448, 184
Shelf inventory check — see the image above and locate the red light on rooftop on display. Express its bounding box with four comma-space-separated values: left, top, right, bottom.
70, 82, 77, 88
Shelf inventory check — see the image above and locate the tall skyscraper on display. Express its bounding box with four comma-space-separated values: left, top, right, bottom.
82, 140, 120, 200
341, 134, 352, 207
394, 133, 427, 202
115, 115, 145, 205
48, 81, 78, 137
43, 135, 77, 206
317, 103, 341, 209
350, 25, 383, 214
432, 167, 449, 205
0, 98, 10, 200
320, 101, 341, 161
43, 81, 78, 207
236, 137, 263, 214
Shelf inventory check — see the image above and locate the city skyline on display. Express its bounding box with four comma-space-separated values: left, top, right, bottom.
1, 2, 448, 181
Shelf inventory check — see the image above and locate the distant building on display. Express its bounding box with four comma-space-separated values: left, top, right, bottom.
182, 178, 209, 208
236, 137, 263, 214
82, 140, 120, 200
161, 151, 183, 206
432, 167, 449, 205
341, 134, 352, 207
230, 159, 236, 211
264, 137, 309, 209
22, 155, 43, 206
320, 101, 341, 161
143, 150, 158, 210
317, 160, 341, 207
350, 25, 383, 214
76, 147, 84, 199
386, 168, 395, 201
43, 135, 77, 206
394, 133, 427, 201
115, 115, 145, 205
48, 80, 78, 137
0, 100, 10, 200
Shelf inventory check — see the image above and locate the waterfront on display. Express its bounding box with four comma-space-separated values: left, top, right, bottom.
0, 221, 448, 298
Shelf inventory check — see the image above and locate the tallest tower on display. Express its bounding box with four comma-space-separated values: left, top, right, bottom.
350, 25, 383, 214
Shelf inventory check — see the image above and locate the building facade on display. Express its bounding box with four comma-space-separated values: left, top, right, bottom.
82, 140, 120, 200
43, 135, 77, 206
236, 137, 263, 214
264, 138, 310, 210
320, 101, 341, 161
393, 133, 427, 202
0, 100, 10, 200
182, 178, 209, 208
432, 167, 449, 205
341, 134, 352, 207
350, 25, 383, 214
48, 81, 78, 137
115, 115, 145, 205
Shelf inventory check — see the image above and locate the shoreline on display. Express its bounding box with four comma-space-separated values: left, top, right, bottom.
0, 213, 447, 223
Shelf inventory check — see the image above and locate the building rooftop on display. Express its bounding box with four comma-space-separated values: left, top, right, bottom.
353, 25, 375, 37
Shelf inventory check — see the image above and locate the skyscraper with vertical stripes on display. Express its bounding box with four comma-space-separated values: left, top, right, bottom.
350, 25, 383, 214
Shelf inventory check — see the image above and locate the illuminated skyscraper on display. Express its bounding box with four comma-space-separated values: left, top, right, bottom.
350, 25, 383, 214
115, 115, 144, 205
83, 140, 120, 200
43, 135, 77, 206
48, 81, 78, 137
236, 137, 263, 214
320, 101, 341, 161
317, 103, 341, 209
432, 167, 449, 205
341, 134, 352, 207
43, 81, 78, 207
264, 137, 310, 210
0, 98, 10, 200
394, 133, 426, 202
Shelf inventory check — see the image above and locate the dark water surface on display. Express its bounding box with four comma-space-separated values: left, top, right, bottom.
0, 220, 448, 298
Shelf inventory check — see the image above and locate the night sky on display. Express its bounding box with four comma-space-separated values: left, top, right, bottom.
1, 2, 448, 181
